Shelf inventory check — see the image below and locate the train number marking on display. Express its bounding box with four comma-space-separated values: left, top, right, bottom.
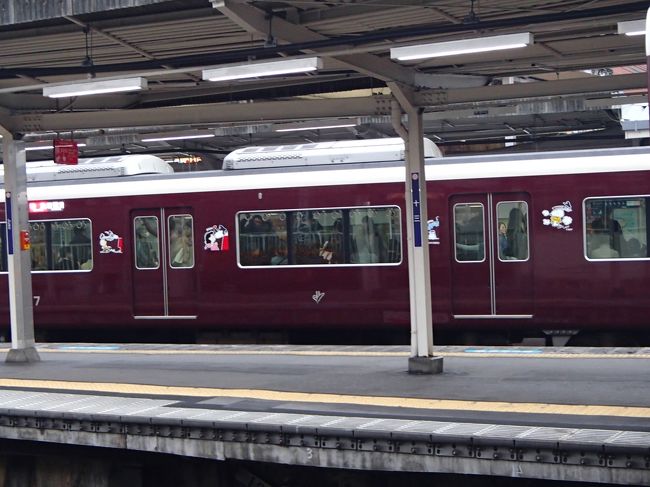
33, 296, 40, 306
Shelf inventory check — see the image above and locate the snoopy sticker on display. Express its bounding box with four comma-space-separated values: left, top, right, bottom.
542, 201, 573, 231
204, 225, 229, 251
98, 230, 123, 254
427, 216, 440, 244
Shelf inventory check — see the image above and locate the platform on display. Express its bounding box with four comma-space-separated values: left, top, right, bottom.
0, 343, 648, 485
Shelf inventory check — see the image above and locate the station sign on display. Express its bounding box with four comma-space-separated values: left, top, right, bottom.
53, 139, 78, 165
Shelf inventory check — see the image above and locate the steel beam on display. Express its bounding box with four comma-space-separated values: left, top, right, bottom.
7, 74, 646, 133
11, 96, 393, 132
415, 73, 647, 107
211, 0, 485, 89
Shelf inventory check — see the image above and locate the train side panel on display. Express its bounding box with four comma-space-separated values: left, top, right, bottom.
195, 182, 411, 336
427, 168, 650, 341
0, 153, 647, 344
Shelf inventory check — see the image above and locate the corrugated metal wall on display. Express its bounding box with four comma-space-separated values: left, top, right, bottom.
0, 0, 171, 25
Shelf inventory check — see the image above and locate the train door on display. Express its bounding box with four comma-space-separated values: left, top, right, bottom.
131, 208, 197, 319
450, 193, 533, 319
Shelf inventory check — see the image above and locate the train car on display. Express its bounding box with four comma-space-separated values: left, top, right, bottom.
0, 139, 648, 345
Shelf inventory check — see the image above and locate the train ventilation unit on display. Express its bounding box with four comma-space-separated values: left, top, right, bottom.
223, 137, 442, 170
0, 154, 173, 184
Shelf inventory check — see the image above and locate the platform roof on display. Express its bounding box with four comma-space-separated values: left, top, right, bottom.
0, 0, 647, 161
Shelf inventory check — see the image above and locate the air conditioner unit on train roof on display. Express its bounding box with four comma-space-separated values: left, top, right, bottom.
0, 154, 173, 184
223, 137, 442, 170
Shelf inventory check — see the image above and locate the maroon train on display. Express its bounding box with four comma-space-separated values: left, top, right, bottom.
0, 139, 648, 345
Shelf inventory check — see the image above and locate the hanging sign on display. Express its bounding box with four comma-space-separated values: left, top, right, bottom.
53, 139, 79, 165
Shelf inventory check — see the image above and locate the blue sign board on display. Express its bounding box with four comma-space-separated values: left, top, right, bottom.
411, 173, 422, 247
5, 192, 13, 255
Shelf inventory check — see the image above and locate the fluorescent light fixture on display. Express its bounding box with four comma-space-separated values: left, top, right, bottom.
273, 119, 358, 132
617, 19, 645, 36
25, 142, 87, 151
202, 57, 321, 82
43, 77, 147, 98
390, 32, 533, 61
140, 130, 215, 142
213, 124, 274, 136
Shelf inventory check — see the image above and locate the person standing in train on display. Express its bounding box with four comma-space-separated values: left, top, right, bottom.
70, 225, 91, 269
498, 222, 508, 259
135, 223, 158, 268
352, 216, 387, 263
505, 208, 528, 260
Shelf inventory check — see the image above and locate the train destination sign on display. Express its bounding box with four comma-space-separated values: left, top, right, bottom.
28, 201, 65, 213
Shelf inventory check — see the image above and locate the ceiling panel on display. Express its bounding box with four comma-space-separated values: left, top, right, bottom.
0, 0, 647, 160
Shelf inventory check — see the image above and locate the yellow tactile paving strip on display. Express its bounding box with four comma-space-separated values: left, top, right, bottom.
0, 378, 649, 418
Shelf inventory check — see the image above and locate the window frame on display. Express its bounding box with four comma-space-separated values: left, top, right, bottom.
583, 195, 650, 262
167, 213, 195, 269
495, 200, 530, 263
0, 217, 94, 274
133, 215, 160, 271
453, 202, 486, 264
236, 205, 403, 269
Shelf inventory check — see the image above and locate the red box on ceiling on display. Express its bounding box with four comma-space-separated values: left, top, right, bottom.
53, 139, 78, 165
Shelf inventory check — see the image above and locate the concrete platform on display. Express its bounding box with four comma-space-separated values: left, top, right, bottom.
0, 343, 648, 485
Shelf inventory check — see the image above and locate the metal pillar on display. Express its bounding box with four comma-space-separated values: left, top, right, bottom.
389, 84, 442, 374
1, 132, 40, 362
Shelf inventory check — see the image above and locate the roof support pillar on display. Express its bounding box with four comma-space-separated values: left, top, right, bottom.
0, 128, 40, 363
390, 84, 442, 374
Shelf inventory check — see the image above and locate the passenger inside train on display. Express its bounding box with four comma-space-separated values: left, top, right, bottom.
504, 207, 529, 260
351, 215, 387, 264
454, 204, 484, 261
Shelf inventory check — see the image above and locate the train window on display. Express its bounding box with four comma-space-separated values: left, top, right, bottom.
349, 208, 401, 264
239, 212, 287, 266
585, 197, 649, 260
496, 201, 529, 261
292, 210, 343, 265
25, 219, 93, 272
168, 215, 194, 268
237, 206, 401, 267
454, 204, 485, 262
134, 216, 160, 269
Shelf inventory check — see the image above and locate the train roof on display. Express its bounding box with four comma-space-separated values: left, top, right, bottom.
2, 144, 650, 202
0, 154, 173, 185
223, 137, 443, 169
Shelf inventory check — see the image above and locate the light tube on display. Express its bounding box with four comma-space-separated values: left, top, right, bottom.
617, 19, 645, 36
43, 77, 147, 98
391, 33, 533, 61
202, 57, 321, 82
